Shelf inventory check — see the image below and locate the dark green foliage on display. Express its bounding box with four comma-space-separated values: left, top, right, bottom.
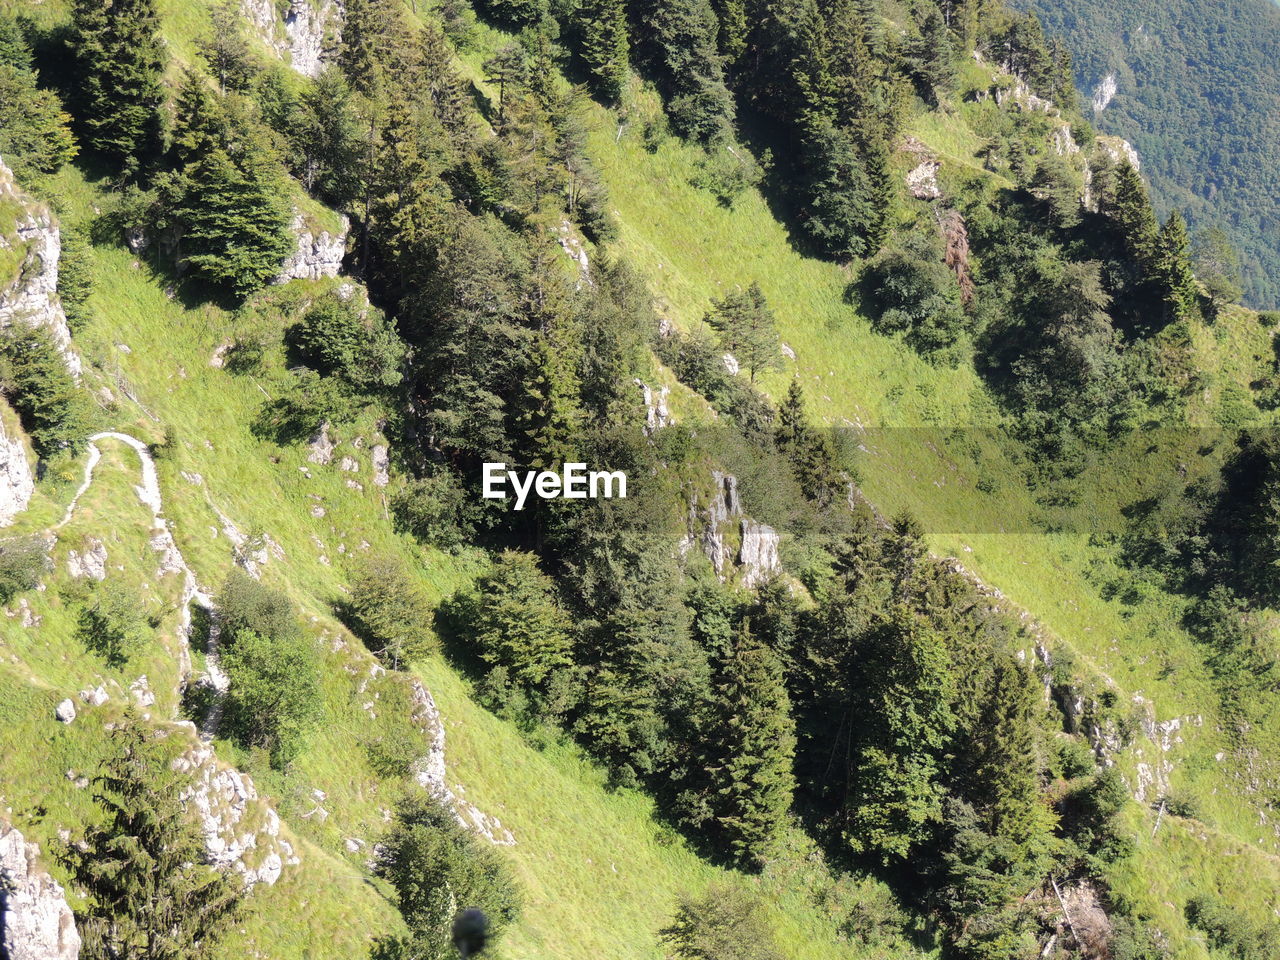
1152, 210, 1198, 324
1191, 227, 1242, 310
661, 884, 784, 960
288, 68, 364, 205
454, 550, 576, 713
1017, 0, 1280, 307
373, 793, 521, 957
223, 628, 322, 766
902, 6, 955, 105
679, 622, 796, 868
576, 0, 629, 101
288, 292, 404, 393
215, 567, 299, 647
70, 0, 166, 175
0, 45, 77, 179
0, 534, 48, 602
58, 721, 244, 960
797, 117, 890, 261
0, 324, 92, 456
704, 283, 780, 383
57, 227, 95, 331
640, 0, 735, 141
347, 552, 437, 668
391, 470, 477, 550
1186, 894, 1280, 959
167, 142, 294, 297
775, 380, 844, 508
862, 230, 969, 362
78, 581, 149, 666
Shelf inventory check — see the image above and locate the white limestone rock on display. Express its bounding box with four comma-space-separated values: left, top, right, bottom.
905, 160, 942, 199
0, 822, 81, 960
66, 539, 107, 581
54, 699, 76, 724
274, 213, 348, 283
0, 413, 33, 527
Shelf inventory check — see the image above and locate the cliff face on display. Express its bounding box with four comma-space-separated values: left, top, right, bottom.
0, 159, 82, 377
0, 822, 81, 960
0, 405, 33, 527
242, 0, 344, 77
275, 213, 348, 283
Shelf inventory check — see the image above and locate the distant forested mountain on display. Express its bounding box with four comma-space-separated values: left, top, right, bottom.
1012, 0, 1280, 307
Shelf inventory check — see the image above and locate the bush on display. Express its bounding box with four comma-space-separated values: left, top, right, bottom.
390, 471, 477, 551
79, 581, 149, 666
0, 534, 48, 602
223, 628, 321, 767
373, 794, 521, 957
661, 884, 783, 960
1186, 894, 1280, 959
287, 292, 405, 394
347, 553, 436, 668
0, 325, 92, 455
859, 231, 969, 362
215, 567, 298, 647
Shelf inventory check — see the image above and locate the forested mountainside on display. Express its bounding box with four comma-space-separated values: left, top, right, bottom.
2, 0, 1280, 959
1010, 0, 1280, 310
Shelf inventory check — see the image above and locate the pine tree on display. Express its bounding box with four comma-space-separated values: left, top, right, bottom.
198, 0, 256, 92
466, 550, 576, 692
643, 0, 735, 142
70, 0, 166, 175
1154, 210, 1200, 323
845, 606, 957, 862
58, 721, 244, 960
577, 0, 629, 101
705, 281, 781, 381
169, 137, 293, 297
693, 623, 797, 867
1106, 161, 1158, 267
776, 380, 842, 506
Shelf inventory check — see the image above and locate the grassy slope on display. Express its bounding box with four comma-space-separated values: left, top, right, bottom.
544, 65, 1280, 960
2, 155, 904, 960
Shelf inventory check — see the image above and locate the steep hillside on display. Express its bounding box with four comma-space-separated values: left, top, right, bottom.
1011, 0, 1280, 308
2, 0, 1280, 958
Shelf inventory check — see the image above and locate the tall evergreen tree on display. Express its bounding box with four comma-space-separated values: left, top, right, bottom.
577, 0, 630, 101
70, 0, 166, 175
684, 622, 797, 867
58, 721, 244, 960
643, 0, 735, 141
1154, 210, 1199, 323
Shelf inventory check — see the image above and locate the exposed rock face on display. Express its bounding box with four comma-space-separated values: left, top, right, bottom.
1098, 135, 1140, 172
1092, 73, 1118, 113
242, 0, 344, 77
906, 160, 942, 199
722, 353, 740, 376
635, 380, 672, 434
0, 159, 82, 377
275, 213, 348, 282
0, 822, 81, 960
66, 538, 107, 581
0, 413, 33, 527
738, 519, 781, 588
1050, 123, 1079, 157
307, 422, 335, 464
172, 744, 298, 887
371, 444, 389, 487
406, 678, 516, 845
556, 219, 590, 282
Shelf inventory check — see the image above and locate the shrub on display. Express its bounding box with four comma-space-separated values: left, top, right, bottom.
222, 628, 321, 767
79, 581, 149, 666
390, 472, 477, 551
661, 884, 784, 960
0, 534, 48, 602
287, 291, 404, 394
215, 567, 298, 647
372, 794, 521, 957
347, 553, 436, 668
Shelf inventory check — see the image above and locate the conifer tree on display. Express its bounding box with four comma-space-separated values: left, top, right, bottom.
58, 721, 243, 960
577, 0, 630, 101
1154, 210, 1199, 323
170, 143, 293, 296
1106, 161, 1158, 267
776, 380, 842, 506
688, 623, 797, 867
705, 282, 781, 382
70, 0, 166, 175
643, 0, 735, 141
845, 607, 957, 862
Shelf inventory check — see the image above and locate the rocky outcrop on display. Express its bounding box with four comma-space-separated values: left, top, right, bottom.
243, 0, 344, 77
66, 538, 108, 581
1097, 135, 1140, 172
371, 444, 389, 487
556, 219, 590, 282
0, 822, 81, 960
0, 159, 82, 377
683, 472, 781, 587
1091, 73, 1118, 113
635, 380, 672, 434
906, 159, 942, 199
275, 213, 348, 283
0, 412, 33, 527
405, 677, 516, 845
172, 743, 298, 887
